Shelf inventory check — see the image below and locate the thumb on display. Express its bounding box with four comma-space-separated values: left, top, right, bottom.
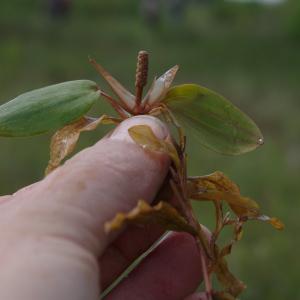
1, 115, 170, 255
0, 115, 171, 300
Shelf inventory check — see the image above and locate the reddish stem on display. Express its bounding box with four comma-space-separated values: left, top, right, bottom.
100, 91, 129, 119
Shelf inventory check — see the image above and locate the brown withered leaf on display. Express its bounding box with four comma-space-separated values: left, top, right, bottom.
128, 125, 180, 169
219, 223, 243, 258
188, 172, 260, 218
219, 244, 233, 259
196, 171, 240, 194
45, 115, 118, 175
105, 199, 197, 236
188, 172, 284, 230
256, 215, 285, 230
213, 253, 246, 298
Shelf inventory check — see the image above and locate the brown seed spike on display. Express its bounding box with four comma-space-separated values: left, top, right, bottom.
135, 50, 149, 107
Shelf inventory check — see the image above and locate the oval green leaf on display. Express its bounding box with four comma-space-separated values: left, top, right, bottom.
0, 80, 100, 137
163, 84, 264, 155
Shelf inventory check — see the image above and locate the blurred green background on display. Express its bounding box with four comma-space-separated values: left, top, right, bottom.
0, 0, 298, 298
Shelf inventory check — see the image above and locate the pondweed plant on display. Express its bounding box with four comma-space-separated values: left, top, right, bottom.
0, 51, 284, 299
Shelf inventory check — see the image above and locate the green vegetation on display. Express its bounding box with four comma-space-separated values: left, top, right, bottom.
0, 1, 298, 298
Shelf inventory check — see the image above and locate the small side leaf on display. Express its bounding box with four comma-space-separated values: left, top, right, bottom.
105, 199, 197, 236
163, 84, 264, 155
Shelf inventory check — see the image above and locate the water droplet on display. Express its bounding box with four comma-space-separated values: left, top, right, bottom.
257, 137, 264, 145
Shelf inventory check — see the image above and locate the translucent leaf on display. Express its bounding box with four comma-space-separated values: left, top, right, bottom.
0, 80, 100, 137
142, 65, 179, 106
105, 200, 197, 236
128, 124, 180, 168
45, 115, 116, 175
163, 84, 264, 155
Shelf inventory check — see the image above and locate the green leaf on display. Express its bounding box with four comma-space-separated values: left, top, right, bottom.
163, 84, 264, 155
0, 80, 100, 137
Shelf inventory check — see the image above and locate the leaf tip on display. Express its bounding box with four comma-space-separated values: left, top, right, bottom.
257, 215, 285, 230
104, 213, 124, 234
268, 217, 285, 230
257, 136, 264, 146
173, 64, 180, 72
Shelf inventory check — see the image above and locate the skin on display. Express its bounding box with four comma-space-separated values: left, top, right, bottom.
0, 116, 208, 300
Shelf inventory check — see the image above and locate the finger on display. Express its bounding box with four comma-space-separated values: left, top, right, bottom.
0, 116, 171, 300
184, 292, 208, 300
0, 195, 11, 205
105, 232, 203, 300
100, 224, 210, 290
100, 176, 171, 289
100, 224, 164, 289
1, 115, 170, 253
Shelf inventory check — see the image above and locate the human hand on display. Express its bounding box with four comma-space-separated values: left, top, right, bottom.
0, 116, 208, 300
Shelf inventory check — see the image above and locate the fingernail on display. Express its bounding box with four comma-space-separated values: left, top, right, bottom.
108, 115, 169, 143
